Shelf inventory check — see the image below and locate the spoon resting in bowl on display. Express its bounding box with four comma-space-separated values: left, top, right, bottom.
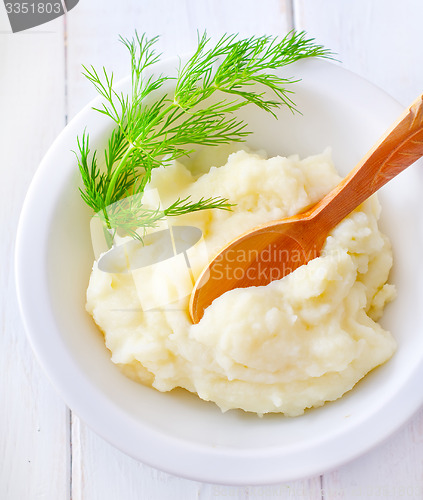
189, 94, 423, 324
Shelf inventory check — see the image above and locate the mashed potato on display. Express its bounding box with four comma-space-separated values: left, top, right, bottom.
86, 149, 396, 416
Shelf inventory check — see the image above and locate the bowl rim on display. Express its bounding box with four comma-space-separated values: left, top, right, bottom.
14, 56, 423, 485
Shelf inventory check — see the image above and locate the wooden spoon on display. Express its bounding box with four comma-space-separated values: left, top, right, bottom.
189, 94, 423, 323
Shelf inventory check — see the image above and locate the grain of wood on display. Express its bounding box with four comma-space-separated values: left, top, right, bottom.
0, 13, 70, 500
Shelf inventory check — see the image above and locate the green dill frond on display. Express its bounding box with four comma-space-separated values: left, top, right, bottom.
76, 30, 332, 242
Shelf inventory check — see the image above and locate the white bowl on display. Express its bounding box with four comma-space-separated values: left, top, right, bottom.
15, 58, 423, 484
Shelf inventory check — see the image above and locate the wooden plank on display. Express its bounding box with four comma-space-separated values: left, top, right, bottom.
0, 12, 69, 500
66, 1, 218, 498
66, 0, 293, 119
293, 0, 423, 105
65, 1, 322, 499
293, 0, 423, 497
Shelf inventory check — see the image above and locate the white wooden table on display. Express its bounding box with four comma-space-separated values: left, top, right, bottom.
2, 1, 423, 498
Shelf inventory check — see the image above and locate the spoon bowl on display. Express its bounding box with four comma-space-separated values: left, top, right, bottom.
190, 215, 326, 323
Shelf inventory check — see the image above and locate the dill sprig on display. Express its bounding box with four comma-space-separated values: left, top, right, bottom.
76, 30, 331, 241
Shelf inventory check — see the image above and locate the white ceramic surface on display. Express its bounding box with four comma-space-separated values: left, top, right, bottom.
15, 58, 423, 485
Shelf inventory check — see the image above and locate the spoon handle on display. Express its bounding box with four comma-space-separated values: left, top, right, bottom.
310, 94, 423, 230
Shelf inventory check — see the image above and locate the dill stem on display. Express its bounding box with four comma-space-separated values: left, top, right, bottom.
103, 101, 178, 208
104, 143, 135, 206
102, 225, 114, 247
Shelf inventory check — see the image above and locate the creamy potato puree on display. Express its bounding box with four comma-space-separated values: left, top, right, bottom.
86, 150, 396, 416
